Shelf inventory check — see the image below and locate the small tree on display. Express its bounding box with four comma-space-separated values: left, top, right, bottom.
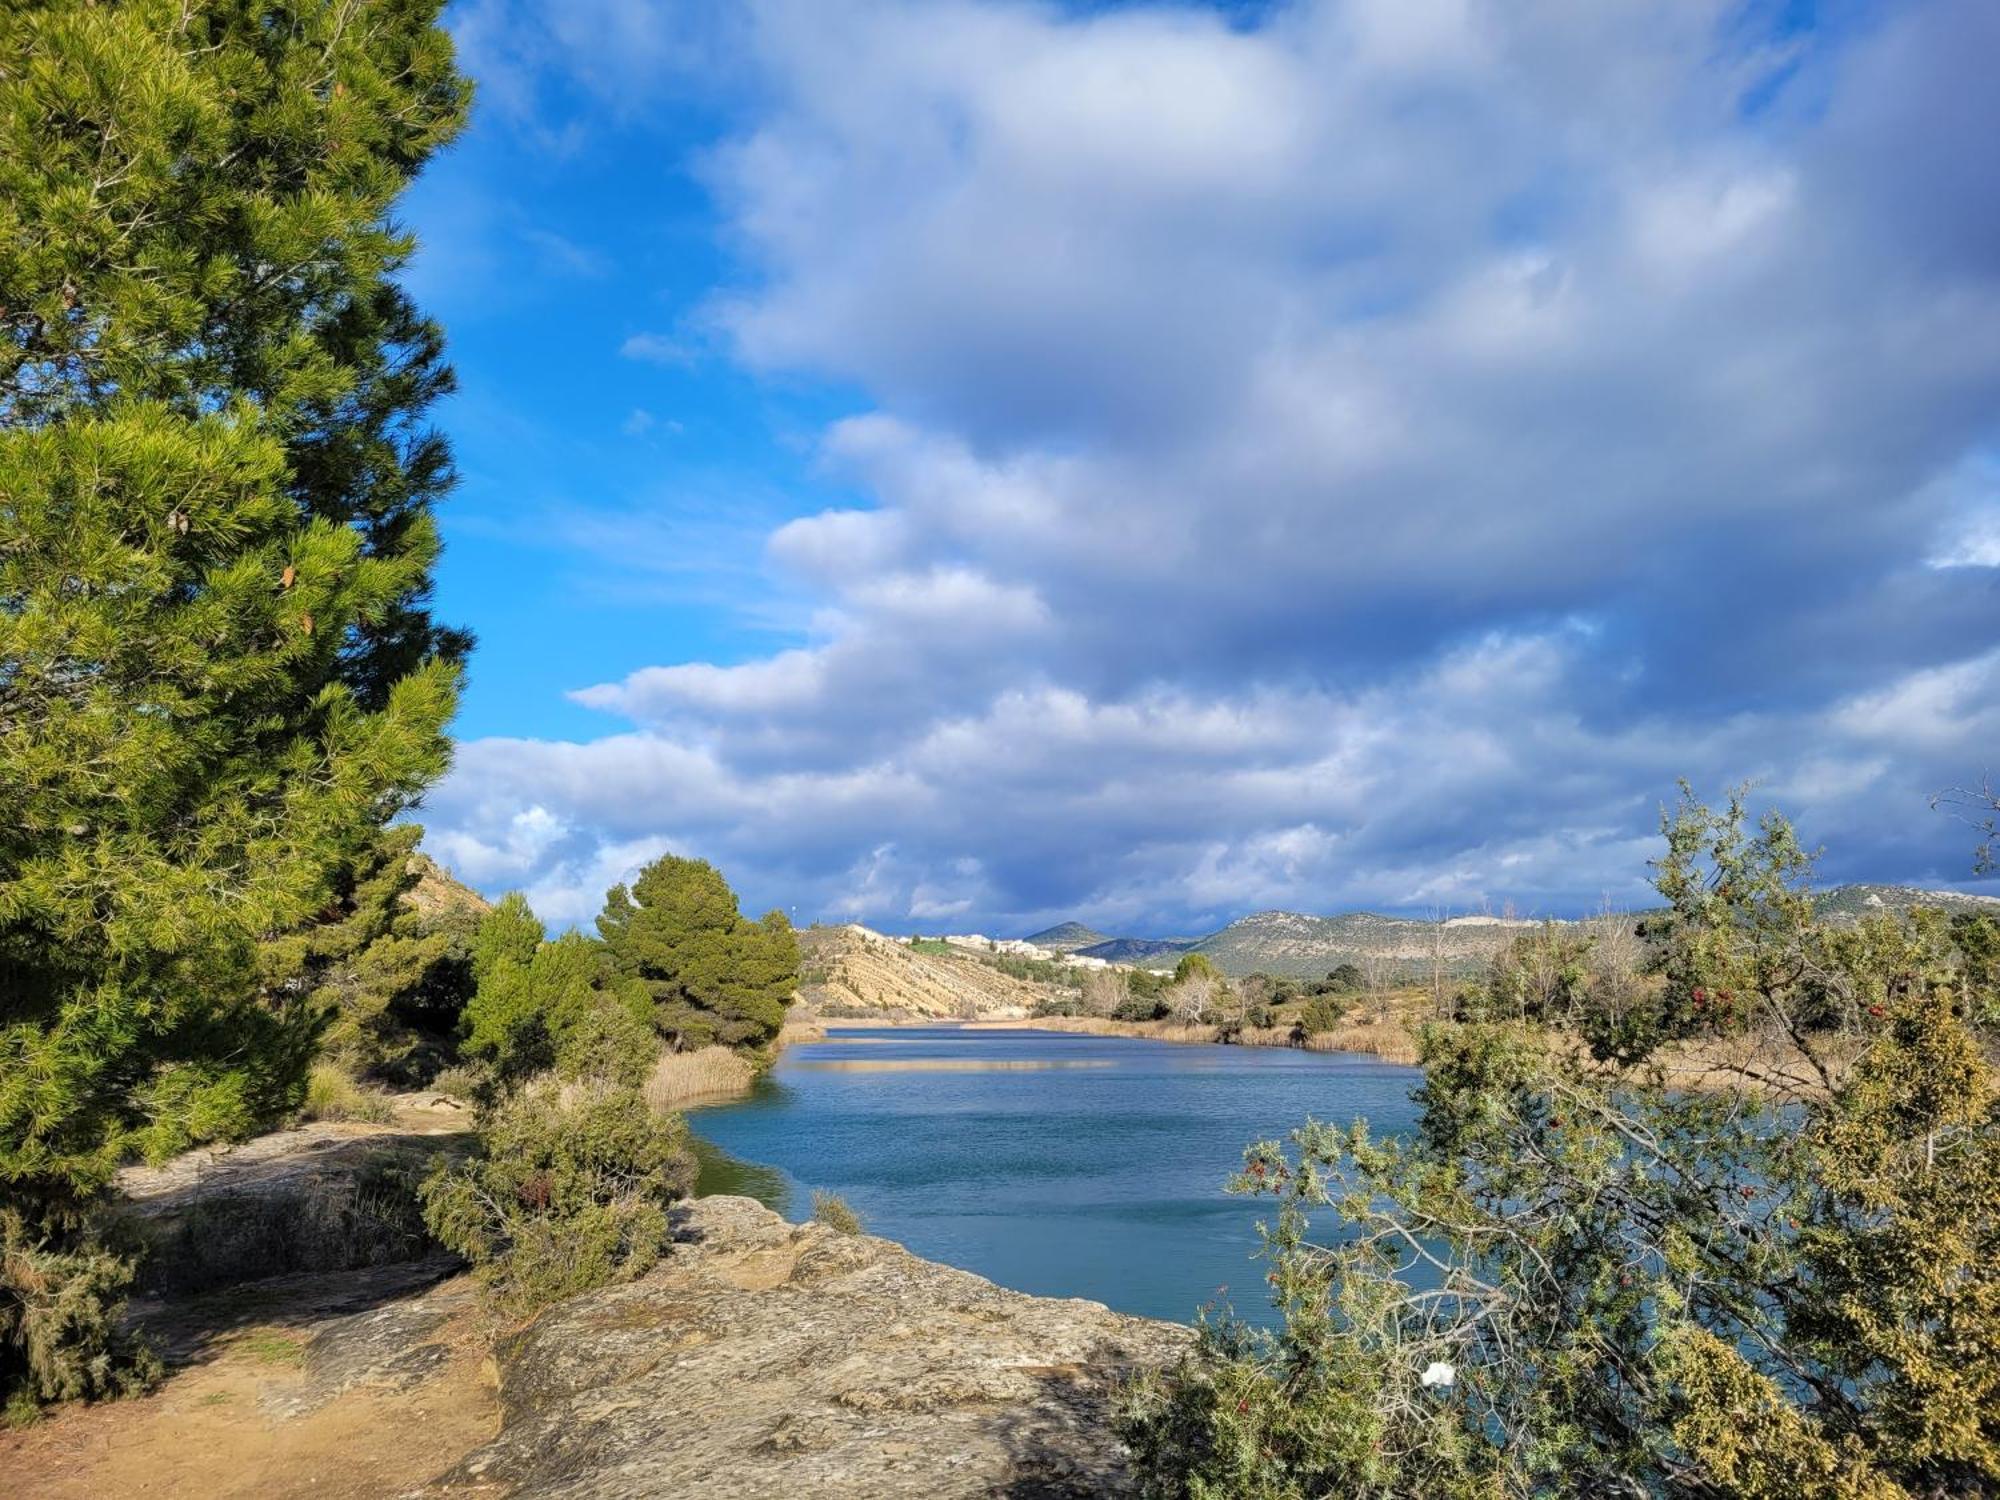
459, 897, 653, 1090
1081, 967, 1129, 1017
1121, 790, 2000, 1498
597, 856, 798, 1055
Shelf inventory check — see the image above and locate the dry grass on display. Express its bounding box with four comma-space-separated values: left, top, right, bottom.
642, 1045, 756, 1112
1303, 1015, 1424, 1065
780, 1016, 829, 1044
968, 1010, 1428, 1065
299, 1062, 395, 1124
810, 1190, 863, 1235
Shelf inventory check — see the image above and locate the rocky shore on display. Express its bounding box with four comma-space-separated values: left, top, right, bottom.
439, 1195, 1189, 1498
8, 1173, 1187, 1499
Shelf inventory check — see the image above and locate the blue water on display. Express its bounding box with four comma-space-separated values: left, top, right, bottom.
687, 1026, 1422, 1325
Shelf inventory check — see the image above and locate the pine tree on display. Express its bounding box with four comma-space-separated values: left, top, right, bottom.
0, 0, 468, 1406
597, 857, 799, 1055
257, 823, 480, 1085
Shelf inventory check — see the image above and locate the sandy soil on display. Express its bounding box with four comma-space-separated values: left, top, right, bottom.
2, 1268, 498, 1500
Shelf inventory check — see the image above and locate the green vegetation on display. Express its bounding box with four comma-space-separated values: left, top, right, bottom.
1292, 993, 1348, 1037
258, 824, 480, 1086
299, 1062, 395, 1125
598, 855, 800, 1055
420, 856, 789, 1316
420, 1082, 695, 1318
0, 0, 466, 1409
1120, 789, 2000, 1499
460, 896, 655, 1091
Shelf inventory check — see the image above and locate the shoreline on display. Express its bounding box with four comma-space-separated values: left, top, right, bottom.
959, 1011, 1425, 1065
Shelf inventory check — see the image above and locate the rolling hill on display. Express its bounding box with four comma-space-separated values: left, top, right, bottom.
1041, 883, 2000, 981
1024, 921, 1113, 953
797, 924, 1061, 1019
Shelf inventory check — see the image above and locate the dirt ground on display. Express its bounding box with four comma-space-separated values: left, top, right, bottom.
2, 1266, 500, 1500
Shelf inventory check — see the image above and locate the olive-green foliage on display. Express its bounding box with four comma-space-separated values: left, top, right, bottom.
1115, 993, 1172, 1021
1452, 920, 1594, 1027
1294, 993, 1348, 1036
0, 0, 466, 1408
419, 1084, 696, 1317
459, 896, 655, 1090
299, 1061, 394, 1124
597, 856, 798, 1054
259, 824, 477, 1085
1122, 791, 2000, 1499
811, 1190, 863, 1236
0, 1208, 159, 1412
1173, 952, 1222, 984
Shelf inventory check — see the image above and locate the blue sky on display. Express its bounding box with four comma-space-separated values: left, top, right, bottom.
405, 0, 2000, 933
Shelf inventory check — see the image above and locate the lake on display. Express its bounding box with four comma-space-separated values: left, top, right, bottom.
687, 1025, 1423, 1325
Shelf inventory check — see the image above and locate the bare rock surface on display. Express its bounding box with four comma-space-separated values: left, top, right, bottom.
435, 1195, 1190, 1499
118, 1112, 471, 1295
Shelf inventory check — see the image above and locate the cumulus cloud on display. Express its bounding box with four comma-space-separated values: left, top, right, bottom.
424, 0, 2000, 932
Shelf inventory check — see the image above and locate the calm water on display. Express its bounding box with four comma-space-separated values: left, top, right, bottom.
688, 1025, 1422, 1325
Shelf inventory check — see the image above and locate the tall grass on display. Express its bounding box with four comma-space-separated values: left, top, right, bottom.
642, 1045, 755, 1112
300, 1061, 395, 1124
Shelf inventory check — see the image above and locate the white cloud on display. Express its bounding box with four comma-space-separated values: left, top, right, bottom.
423, 0, 2000, 931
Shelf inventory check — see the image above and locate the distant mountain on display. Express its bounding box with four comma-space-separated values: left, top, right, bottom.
1025, 921, 1113, 953
1189, 910, 1537, 979
1055, 884, 2000, 981
1076, 936, 1201, 965
1811, 883, 2000, 921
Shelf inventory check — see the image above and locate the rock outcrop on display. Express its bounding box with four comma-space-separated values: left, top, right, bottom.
435, 1195, 1189, 1498
118, 1105, 471, 1295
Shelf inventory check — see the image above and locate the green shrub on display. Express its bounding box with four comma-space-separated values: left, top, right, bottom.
419, 1084, 695, 1317
0, 1209, 159, 1409
1294, 993, 1348, 1036
810, 1191, 863, 1236
1121, 793, 2000, 1499
1115, 994, 1170, 1022
461, 904, 657, 1090
429, 1065, 483, 1102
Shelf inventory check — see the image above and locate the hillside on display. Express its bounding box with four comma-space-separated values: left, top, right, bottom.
1053, 883, 2000, 981
1811, 883, 2000, 921
797, 924, 1063, 1019
402, 850, 490, 925
1076, 936, 1200, 965
1024, 921, 1112, 953
1190, 910, 1538, 979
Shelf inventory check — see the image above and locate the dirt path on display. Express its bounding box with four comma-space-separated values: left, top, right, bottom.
3, 1261, 498, 1500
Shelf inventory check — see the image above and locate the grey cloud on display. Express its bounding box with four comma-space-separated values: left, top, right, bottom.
424, 0, 2000, 933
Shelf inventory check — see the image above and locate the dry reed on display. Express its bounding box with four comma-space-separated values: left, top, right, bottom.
643, 1045, 756, 1111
